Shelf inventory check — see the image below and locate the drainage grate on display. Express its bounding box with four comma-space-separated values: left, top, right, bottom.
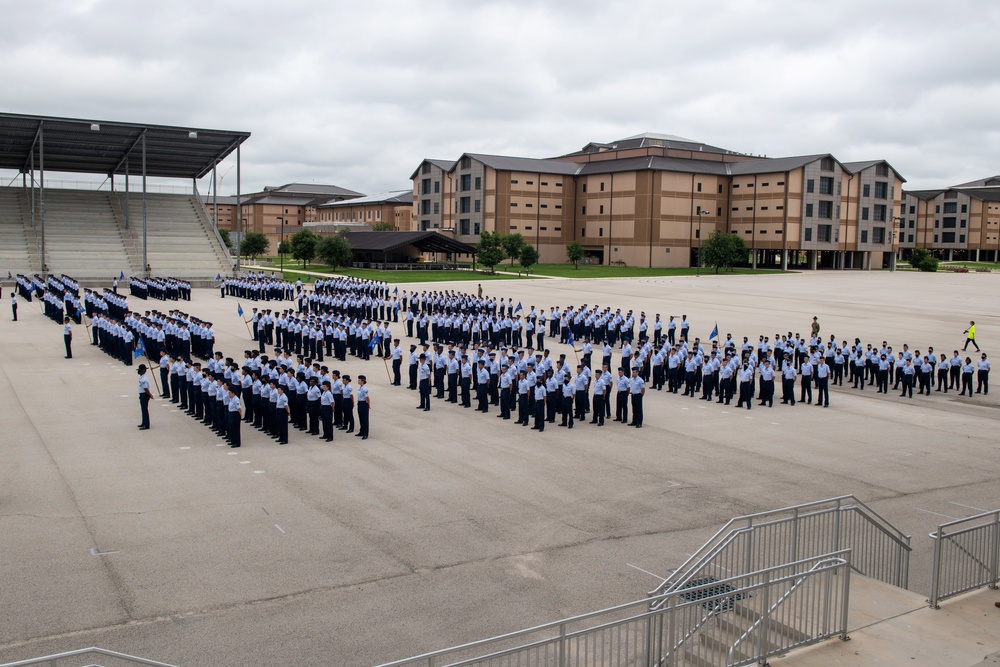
678, 576, 747, 612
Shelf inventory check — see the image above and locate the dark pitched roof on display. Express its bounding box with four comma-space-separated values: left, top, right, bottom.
461, 153, 582, 175
317, 190, 412, 208
577, 155, 730, 177
562, 132, 742, 157
343, 231, 476, 255
409, 159, 457, 179
904, 189, 945, 200
952, 175, 1000, 188
264, 183, 363, 197
841, 159, 907, 182
0, 111, 249, 180
957, 187, 1000, 202
728, 154, 832, 175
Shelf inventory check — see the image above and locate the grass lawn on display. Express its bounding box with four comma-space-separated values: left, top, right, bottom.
277, 267, 532, 284
493, 263, 787, 278
939, 261, 998, 270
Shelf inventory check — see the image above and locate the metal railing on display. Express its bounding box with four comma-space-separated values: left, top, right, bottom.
0, 647, 176, 667
373, 552, 851, 667
928, 509, 1000, 608
650, 496, 910, 603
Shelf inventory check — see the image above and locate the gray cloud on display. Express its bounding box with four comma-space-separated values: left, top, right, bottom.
2, 0, 998, 194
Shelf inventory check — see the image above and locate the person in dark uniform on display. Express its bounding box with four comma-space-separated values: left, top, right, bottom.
356, 375, 370, 440
320, 380, 334, 442
628, 368, 645, 427
227, 388, 242, 447
63, 316, 73, 358
341, 375, 355, 433
137, 364, 152, 429
275, 384, 290, 445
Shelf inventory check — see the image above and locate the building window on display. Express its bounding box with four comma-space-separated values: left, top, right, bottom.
433, 202, 440, 215
555, 204, 562, 209
909, 205, 915, 214
421, 220, 430, 231
525, 203, 533, 208
909, 220, 914, 229
599, 228, 603, 237
461, 156, 471, 169
525, 226, 532, 230
819, 177, 834, 195
863, 184, 870, 197
960, 234, 965, 243
718, 184, 723, 193
582, 206, 586, 215
526, 180, 534, 185
511, 179, 518, 184
942, 217, 956, 228
942, 232, 956, 243
510, 202, 517, 207
861, 230, 868, 244
460, 219, 470, 235
805, 228, 813, 241
817, 224, 832, 242
761, 182, 769, 187
960, 219, 966, 228
961, 203, 967, 213
599, 205, 604, 214
818, 201, 833, 219
540, 226, 547, 231
777, 181, 785, 186
422, 179, 431, 195
541, 181, 548, 186
747, 182, 754, 188
935, 204, 941, 213
821, 157, 835, 171
540, 204, 548, 208
876, 163, 889, 177
460, 174, 471, 191
807, 179, 815, 193
474, 223, 480, 235
732, 207, 739, 212
862, 207, 869, 221
434, 181, 440, 194
873, 204, 886, 221
908, 234, 913, 242
582, 183, 587, 193
872, 227, 886, 244
875, 182, 888, 199
697, 182, 702, 192
805, 203, 814, 218
474, 200, 481, 213
733, 184, 739, 189
761, 206, 769, 211
943, 202, 957, 214
422, 163, 430, 174
600, 182, 605, 192
421, 200, 430, 215
776, 205, 784, 210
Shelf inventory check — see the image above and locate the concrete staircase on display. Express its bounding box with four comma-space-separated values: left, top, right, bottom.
0, 188, 39, 275
114, 192, 232, 279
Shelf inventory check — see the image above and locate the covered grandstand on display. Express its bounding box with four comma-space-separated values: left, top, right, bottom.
0, 112, 250, 281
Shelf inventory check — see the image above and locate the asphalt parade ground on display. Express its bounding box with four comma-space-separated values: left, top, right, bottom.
1, 270, 998, 666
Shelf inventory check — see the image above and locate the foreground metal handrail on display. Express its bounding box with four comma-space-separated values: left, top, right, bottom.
650, 495, 911, 598
928, 509, 1000, 608
374, 552, 851, 667
0, 647, 177, 667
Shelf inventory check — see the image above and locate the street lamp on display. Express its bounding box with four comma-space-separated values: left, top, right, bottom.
695, 208, 713, 277
278, 217, 287, 272
891, 216, 905, 272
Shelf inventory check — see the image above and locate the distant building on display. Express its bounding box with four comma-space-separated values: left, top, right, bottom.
312, 190, 413, 230
205, 183, 363, 251
901, 176, 1000, 261
408, 133, 904, 269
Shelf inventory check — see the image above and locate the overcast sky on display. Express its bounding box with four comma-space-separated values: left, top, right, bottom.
2, 0, 999, 195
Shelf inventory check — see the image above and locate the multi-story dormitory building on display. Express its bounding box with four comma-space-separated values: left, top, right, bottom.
409, 133, 906, 270
900, 176, 1000, 262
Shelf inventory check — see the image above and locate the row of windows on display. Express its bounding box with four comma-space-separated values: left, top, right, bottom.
459, 175, 482, 191
512, 203, 562, 209
732, 181, 786, 188
732, 205, 786, 211
511, 179, 562, 187
508, 225, 562, 231
860, 205, 887, 221
861, 182, 890, 199
804, 202, 835, 219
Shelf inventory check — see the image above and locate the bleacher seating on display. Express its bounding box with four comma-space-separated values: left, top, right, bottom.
116, 192, 232, 279
0, 186, 231, 281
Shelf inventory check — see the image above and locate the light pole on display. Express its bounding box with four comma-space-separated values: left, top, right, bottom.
890, 215, 904, 272
278, 217, 287, 272
695, 208, 712, 277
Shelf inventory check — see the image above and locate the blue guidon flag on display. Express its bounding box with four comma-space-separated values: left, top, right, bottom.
237, 303, 244, 318
709, 323, 719, 340
134, 335, 147, 360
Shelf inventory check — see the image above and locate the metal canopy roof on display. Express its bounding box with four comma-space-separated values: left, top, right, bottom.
343, 231, 476, 255
0, 112, 250, 180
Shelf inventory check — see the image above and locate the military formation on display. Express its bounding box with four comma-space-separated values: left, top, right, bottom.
11, 269, 992, 445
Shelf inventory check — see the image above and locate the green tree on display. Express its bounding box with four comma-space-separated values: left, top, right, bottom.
217, 228, 232, 250
501, 233, 526, 266
316, 234, 353, 268
476, 230, 505, 274
277, 241, 290, 256
371, 220, 396, 231
700, 230, 748, 273
289, 229, 319, 267
239, 231, 269, 262
908, 248, 939, 272
518, 244, 539, 274
566, 240, 584, 269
